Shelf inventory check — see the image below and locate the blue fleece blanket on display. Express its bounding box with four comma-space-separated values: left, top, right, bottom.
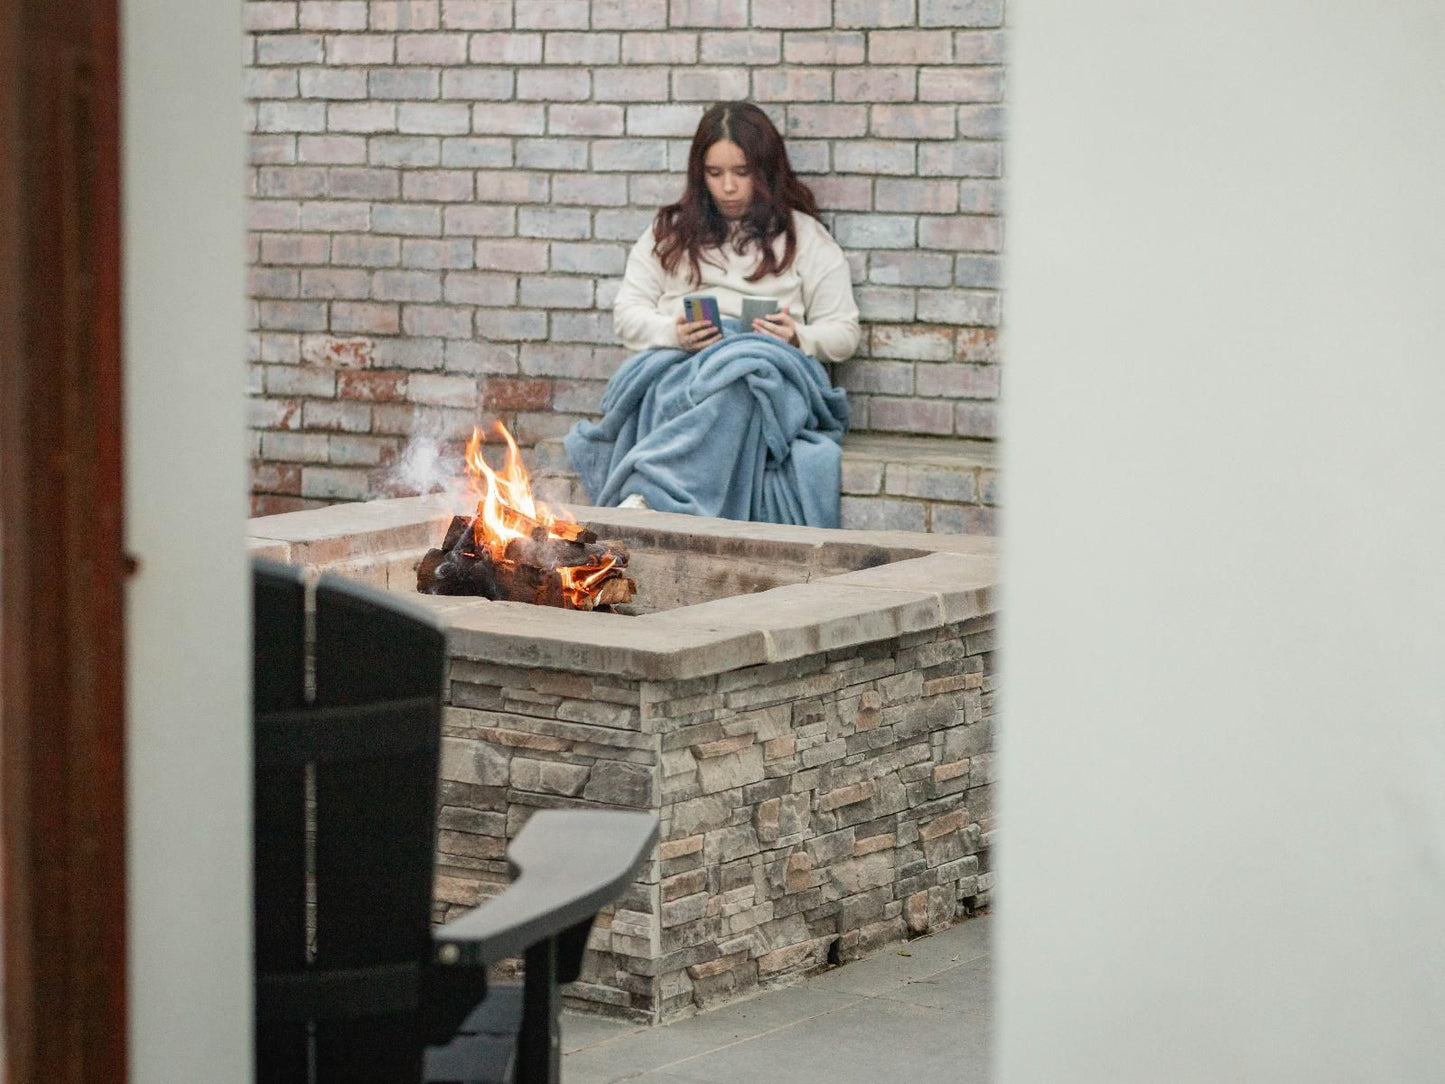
563, 324, 850, 527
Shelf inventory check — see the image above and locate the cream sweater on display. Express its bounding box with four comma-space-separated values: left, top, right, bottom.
613, 211, 861, 362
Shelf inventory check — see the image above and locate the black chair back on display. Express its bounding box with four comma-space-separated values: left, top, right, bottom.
253, 561, 450, 1083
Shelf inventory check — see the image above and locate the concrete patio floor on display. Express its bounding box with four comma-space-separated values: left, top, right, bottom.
561, 915, 992, 1084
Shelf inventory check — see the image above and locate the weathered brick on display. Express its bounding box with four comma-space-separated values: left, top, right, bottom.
302, 400, 372, 433
246, 67, 300, 100
301, 465, 372, 500
326, 102, 396, 133
868, 396, 954, 435
544, 31, 621, 65
299, 267, 370, 299
249, 265, 299, 297
954, 255, 1002, 288
805, 175, 872, 212
476, 239, 549, 272
953, 401, 999, 439
958, 104, 1006, 140
549, 104, 625, 138
752, 0, 830, 28
403, 169, 473, 201
515, 139, 589, 170
245, 2, 298, 32
443, 271, 517, 305
397, 33, 468, 64
482, 376, 552, 411
519, 277, 593, 309
401, 238, 473, 269
672, 68, 751, 102
833, 214, 916, 250
592, 139, 669, 172
439, 69, 513, 100
407, 371, 477, 406
300, 1, 367, 29
440, 0, 511, 29
854, 285, 916, 322
918, 214, 1002, 252
698, 30, 779, 65
255, 34, 325, 65
248, 199, 301, 231
885, 462, 978, 503
258, 101, 327, 133
784, 30, 866, 65
834, 360, 913, 395
919, 140, 1002, 178
552, 178, 628, 213
440, 138, 512, 167
955, 29, 1005, 63
871, 29, 953, 65
917, 288, 999, 325
468, 31, 543, 63
260, 232, 330, 264
471, 102, 547, 135
871, 325, 954, 361
920, 66, 1004, 103
331, 233, 400, 266
327, 166, 400, 199
836, 68, 917, 104
518, 207, 590, 241
250, 134, 299, 165
785, 105, 867, 140
838, 0, 916, 24
871, 104, 956, 140
620, 106, 700, 141
594, 66, 671, 102
752, 67, 832, 103
369, 67, 440, 100
297, 134, 365, 164
372, 2, 439, 30
324, 34, 395, 64
397, 102, 471, 135
373, 270, 443, 302
516, 68, 590, 102
955, 326, 998, 363
834, 140, 915, 176
367, 136, 440, 168
668, 0, 746, 27
869, 251, 954, 288
920, 0, 1003, 28
338, 370, 409, 402
549, 242, 625, 276
476, 308, 548, 341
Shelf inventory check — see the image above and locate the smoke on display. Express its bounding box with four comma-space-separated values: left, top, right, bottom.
386, 411, 476, 515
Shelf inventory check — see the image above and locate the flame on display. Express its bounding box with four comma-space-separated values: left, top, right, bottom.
463, 422, 619, 609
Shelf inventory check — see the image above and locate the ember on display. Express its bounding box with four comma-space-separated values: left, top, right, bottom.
416, 423, 635, 610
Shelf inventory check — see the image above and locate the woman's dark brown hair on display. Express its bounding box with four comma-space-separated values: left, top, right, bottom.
653, 101, 821, 286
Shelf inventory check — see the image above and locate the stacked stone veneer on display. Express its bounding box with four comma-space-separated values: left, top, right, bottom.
435, 620, 995, 1019
246, 496, 998, 1020
244, 0, 1006, 515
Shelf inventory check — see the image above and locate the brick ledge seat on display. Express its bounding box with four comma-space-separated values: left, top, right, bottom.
532, 433, 997, 536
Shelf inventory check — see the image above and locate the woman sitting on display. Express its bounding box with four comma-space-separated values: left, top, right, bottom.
564, 100, 857, 528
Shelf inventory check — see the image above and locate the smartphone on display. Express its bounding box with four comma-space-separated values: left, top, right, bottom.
741, 296, 780, 326
682, 294, 721, 333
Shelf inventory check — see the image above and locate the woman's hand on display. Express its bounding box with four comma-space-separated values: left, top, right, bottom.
675, 315, 722, 353
753, 306, 801, 347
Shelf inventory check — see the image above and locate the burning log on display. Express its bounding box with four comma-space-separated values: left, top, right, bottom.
417, 513, 635, 610
415, 424, 637, 611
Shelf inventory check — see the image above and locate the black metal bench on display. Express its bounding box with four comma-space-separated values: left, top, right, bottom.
252, 560, 657, 1083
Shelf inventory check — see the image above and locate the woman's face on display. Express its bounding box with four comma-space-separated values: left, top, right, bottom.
703, 139, 754, 219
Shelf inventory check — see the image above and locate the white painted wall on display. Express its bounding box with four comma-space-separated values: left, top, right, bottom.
122, 1, 250, 1079
999, 2, 1445, 1079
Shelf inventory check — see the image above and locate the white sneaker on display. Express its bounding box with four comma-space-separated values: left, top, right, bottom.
618, 493, 650, 510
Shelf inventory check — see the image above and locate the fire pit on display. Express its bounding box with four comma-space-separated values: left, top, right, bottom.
247, 495, 998, 1024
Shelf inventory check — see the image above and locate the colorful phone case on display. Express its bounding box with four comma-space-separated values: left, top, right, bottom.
683, 295, 720, 328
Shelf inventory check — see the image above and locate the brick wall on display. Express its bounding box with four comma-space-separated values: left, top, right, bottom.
245, 0, 1005, 513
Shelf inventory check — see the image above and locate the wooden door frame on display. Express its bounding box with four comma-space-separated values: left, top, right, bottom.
0, 0, 128, 1078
